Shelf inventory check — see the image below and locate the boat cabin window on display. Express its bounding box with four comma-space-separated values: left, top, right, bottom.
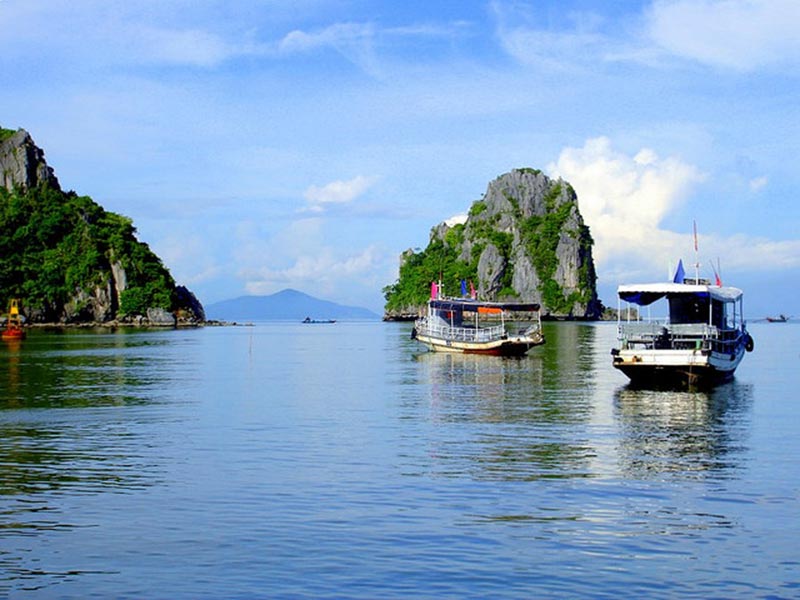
433, 309, 463, 327
668, 294, 730, 328
668, 295, 708, 324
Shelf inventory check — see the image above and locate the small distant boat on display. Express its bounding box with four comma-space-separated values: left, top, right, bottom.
611, 280, 754, 387
766, 314, 790, 323
412, 295, 544, 356
2, 299, 26, 341
302, 317, 336, 324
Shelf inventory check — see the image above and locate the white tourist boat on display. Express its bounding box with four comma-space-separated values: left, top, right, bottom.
611, 279, 754, 387
412, 296, 544, 356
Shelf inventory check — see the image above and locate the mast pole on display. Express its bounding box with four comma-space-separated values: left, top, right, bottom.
693, 220, 700, 283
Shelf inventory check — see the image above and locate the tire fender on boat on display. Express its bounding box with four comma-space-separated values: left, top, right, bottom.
744, 333, 754, 353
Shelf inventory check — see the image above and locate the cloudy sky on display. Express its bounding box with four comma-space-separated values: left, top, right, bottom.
1, 0, 798, 315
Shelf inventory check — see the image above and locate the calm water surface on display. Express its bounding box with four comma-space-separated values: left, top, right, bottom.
0, 322, 798, 599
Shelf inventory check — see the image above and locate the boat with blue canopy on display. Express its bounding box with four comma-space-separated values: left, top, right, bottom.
611, 279, 754, 387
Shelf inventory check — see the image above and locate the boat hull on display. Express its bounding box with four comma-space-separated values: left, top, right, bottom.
612, 347, 743, 388
415, 333, 541, 356
2, 328, 26, 341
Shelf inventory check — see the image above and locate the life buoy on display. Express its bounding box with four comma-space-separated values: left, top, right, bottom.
744, 334, 754, 353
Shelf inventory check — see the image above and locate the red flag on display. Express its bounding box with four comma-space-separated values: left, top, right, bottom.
693, 221, 698, 252
712, 259, 722, 286
469, 281, 476, 299
431, 281, 438, 299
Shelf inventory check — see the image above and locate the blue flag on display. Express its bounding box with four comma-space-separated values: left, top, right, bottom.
461, 279, 467, 296
673, 259, 685, 283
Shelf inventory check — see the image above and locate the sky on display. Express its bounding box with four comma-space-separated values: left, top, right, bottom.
1, 0, 798, 316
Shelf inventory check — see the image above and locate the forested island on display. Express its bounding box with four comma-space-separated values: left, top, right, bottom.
0, 126, 203, 325
383, 168, 602, 320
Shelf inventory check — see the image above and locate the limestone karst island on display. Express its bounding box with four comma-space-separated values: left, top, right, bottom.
383, 168, 602, 320
2, 125, 600, 327
0, 126, 203, 326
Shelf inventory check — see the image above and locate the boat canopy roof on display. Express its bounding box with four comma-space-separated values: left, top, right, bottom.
430, 298, 540, 313
617, 283, 743, 306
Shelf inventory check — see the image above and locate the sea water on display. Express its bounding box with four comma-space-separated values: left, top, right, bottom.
0, 322, 798, 599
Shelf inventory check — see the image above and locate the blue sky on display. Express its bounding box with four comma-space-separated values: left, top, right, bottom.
1, 0, 798, 316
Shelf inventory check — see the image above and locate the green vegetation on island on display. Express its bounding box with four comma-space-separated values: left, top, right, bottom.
0, 181, 177, 321
0, 126, 202, 324
383, 169, 600, 319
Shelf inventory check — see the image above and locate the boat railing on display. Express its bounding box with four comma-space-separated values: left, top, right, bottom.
415, 318, 506, 343
618, 321, 743, 351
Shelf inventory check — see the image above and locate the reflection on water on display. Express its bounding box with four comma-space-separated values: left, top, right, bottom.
614, 381, 753, 480
0, 330, 195, 591
0, 330, 198, 409
407, 324, 601, 482
1, 323, 791, 599
0, 413, 170, 591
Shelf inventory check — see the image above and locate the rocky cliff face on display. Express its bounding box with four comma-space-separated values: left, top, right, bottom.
0, 126, 204, 325
384, 168, 602, 319
1, 128, 60, 192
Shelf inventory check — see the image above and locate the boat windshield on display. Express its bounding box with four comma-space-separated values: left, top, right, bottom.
668, 294, 709, 324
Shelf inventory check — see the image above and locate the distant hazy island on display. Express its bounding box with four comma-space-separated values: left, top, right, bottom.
383, 168, 602, 320
0, 126, 203, 326
205, 289, 379, 322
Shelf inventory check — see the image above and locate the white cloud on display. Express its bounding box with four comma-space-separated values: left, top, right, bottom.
491, 0, 800, 72
277, 20, 469, 78
242, 245, 385, 297
153, 231, 223, 285
279, 22, 383, 77
303, 175, 377, 212
749, 175, 768, 192
549, 137, 800, 282
646, 0, 800, 70
130, 26, 254, 68
0, 1, 268, 69
224, 217, 390, 309
548, 137, 705, 278
444, 214, 468, 227
279, 23, 374, 54
490, 1, 610, 70
718, 235, 800, 270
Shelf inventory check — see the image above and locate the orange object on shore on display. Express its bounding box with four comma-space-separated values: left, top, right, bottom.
2, 299, 26, 341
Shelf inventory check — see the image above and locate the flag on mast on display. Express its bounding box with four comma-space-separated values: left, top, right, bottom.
431, 281, 438, 299
461, 279, 467, 297
673, 259, 685, 283
712, 258, 722, 287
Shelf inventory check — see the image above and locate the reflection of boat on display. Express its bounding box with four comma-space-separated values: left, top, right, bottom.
2, 299, 26, 341
611, 280, 754, 387
766, 314, 789, 323
613, 382, 753, 478
302, 317, 336, 324
412, 297, 544, 356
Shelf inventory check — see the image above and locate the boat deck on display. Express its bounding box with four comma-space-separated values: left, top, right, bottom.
618, 322, 744, 353
414, 318, 506, 344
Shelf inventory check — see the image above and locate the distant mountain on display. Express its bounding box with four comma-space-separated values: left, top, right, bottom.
205, 289, 380, 321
